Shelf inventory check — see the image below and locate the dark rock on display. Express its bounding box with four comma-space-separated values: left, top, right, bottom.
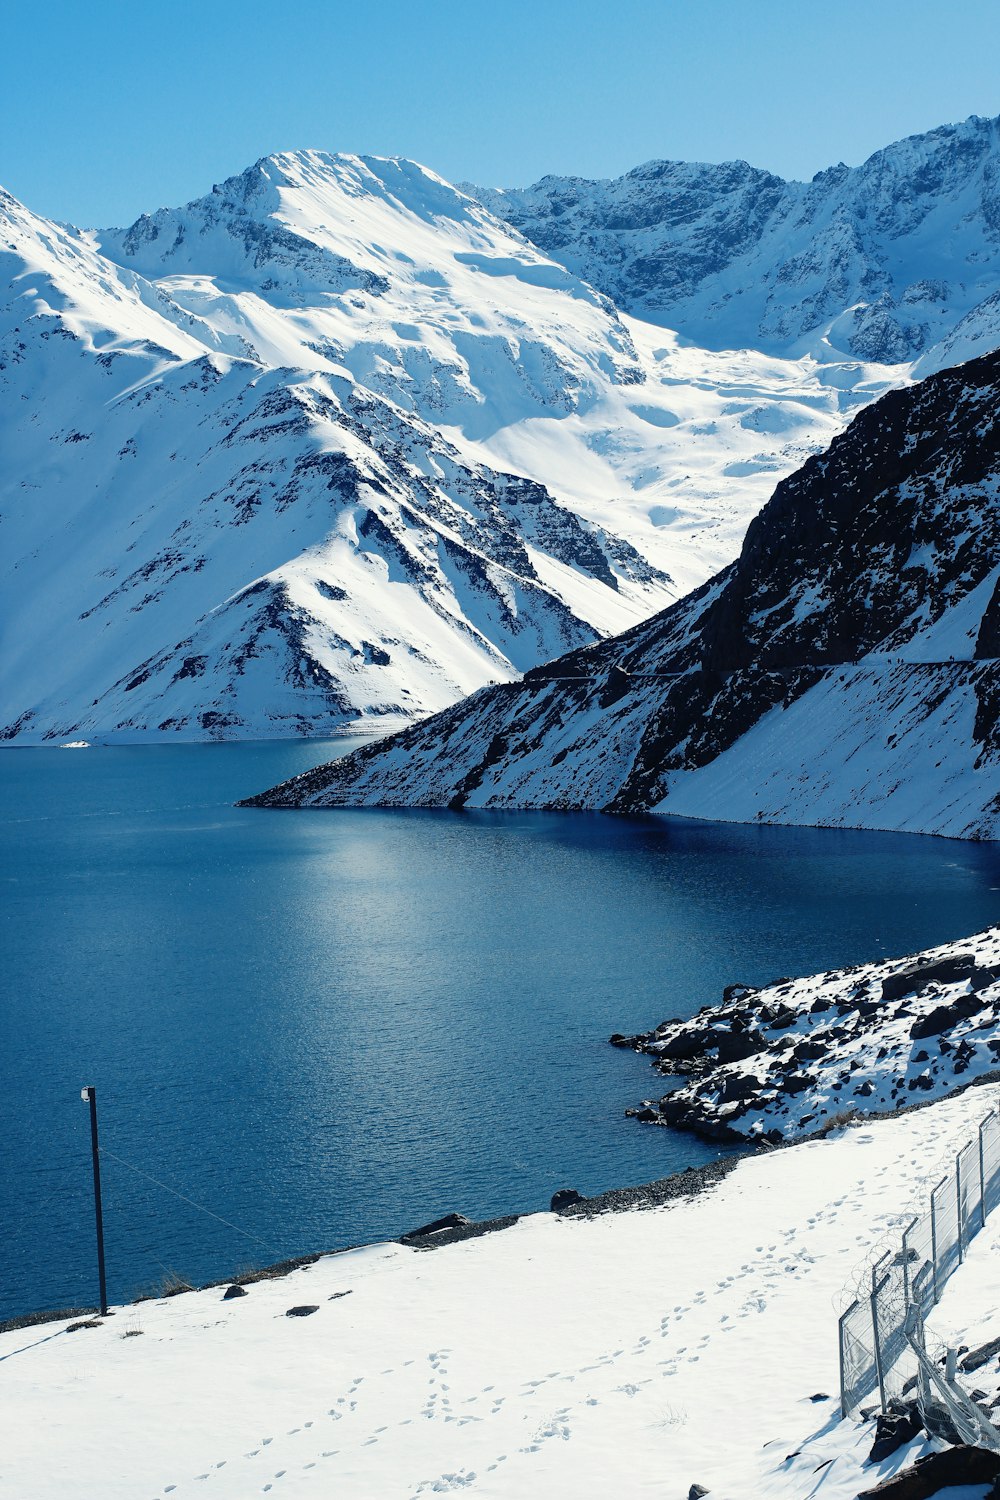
911, 992, 986, 1039
717, 1073, 760, 1103
882, 953, 976, 1003
550, 1189, 584, 1213
808, 1392, 830, 1402
285, 1304, 319, 1317
782, 1072, 814, 1095
688, 1486, 709, 1499
401, 1212, 470, 1240
65, 1318, 103, 1332
223, 1284, 247, 1300
714, 1029, 767, 1063
722, 983, 754, 1003
960, 1333, 1000, 1373
857, 1443, 1000, 1497
868, 1400, 922, 1462
791, 1039, 827, 1063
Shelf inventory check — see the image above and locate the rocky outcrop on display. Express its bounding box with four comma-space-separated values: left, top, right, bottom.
615, 928, 1000, 1144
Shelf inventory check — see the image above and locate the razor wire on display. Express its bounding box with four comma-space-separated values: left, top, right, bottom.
839, 1104, 1000, 1453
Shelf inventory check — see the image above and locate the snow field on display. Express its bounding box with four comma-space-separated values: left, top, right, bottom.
6, 1085, 1000, 1499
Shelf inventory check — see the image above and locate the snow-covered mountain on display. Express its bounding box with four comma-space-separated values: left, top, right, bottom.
2, 153, 885, 743
468, 114, 1000, 364
9, 121, 1000, 744
244, 347, 1000, 838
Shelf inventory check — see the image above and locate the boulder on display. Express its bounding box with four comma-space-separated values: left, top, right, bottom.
857, 1444, 1000, 1497
222, 1284, 247, 1300
550, 1189, 584, 1213
717, 1073, 760, 1103
910, 993, 985, 1039
882, 953, 976, 1003
401, 1212, 470, 1239
714, 1029, 767, 1063
285, 1304, 319, 1317
868, 1400, 922, 1462
722, 983, 754, 1003
960, 1333, 1000, 1373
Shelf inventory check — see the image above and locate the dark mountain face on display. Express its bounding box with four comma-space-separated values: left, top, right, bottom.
243, 350, 1000, 839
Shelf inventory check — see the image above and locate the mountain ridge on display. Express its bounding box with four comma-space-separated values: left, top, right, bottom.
1, 151, 890, 742
9, 118, 1000, 743
241, 347, 1000, 839
465, 113, 1000, 363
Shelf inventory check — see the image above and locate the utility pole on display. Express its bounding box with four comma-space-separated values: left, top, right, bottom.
80, 1086, 108, 1316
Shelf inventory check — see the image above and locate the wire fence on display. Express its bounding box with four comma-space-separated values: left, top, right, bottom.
839, 1106, 1000, 1450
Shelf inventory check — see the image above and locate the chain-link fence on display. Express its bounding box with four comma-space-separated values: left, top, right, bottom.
839, 1106, 1000, 1450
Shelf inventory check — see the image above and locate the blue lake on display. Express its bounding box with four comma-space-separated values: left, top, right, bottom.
5, 739, 1000, 1319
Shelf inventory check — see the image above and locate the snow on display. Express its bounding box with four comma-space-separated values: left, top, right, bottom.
6, 1084, 1000, 1500
634, 926, 1000, 1143
468, 115, 1000, 364
0, 150, 911, 744
658, 661, 999, 838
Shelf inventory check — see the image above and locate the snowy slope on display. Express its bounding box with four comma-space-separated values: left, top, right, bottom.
244, 349, 1000, 837
469, 113, 1000, 363
2, 156, 892, 742
4, 1083, 997, 1499
617, 927, 1000, 1143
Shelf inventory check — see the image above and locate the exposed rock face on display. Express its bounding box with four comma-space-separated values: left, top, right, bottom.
467, 115, 1000, 362
616, 928, 1000, 1144
243, 349, 1000, 839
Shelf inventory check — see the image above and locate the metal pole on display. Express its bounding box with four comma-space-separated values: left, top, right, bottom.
902, 1218, 918, 1309
81, 1086, 108, 1316
838, 1307, 850, 1418
956, 1152, 965, 1264
871, 1264, 888, 1414
931, 1180, 943, 1303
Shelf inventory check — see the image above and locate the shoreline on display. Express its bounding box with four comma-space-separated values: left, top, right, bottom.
0, 1152, 748, 1338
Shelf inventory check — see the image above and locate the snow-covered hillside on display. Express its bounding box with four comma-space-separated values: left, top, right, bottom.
469, 113, 1000, 364
244, 349, 1000, 838
6, 1081, 998, 1499
2, 154, 893, 742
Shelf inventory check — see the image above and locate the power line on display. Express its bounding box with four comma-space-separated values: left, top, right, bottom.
98, 1147, 285, 1258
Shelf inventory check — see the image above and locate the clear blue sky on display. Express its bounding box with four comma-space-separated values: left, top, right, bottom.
5, 0, 1000, 227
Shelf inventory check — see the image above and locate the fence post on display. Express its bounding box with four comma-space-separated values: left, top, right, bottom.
838, 1309, 849, 1418
931, 1182, 941, 1303
871, 1262, 888, 1413
957, 1151, 965, 1264
902, 1217, 918, 1308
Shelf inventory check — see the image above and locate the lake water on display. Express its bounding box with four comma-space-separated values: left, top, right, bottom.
5, 740, 1000, 1320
